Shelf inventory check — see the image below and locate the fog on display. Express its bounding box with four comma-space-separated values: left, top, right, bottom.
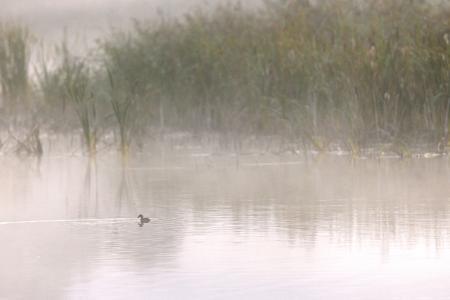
0, 0, 262, 40
1, 0, 450, 299
2, 156, 450, 299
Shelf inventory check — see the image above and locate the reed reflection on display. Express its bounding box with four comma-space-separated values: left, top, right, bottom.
1, 155, 450, 299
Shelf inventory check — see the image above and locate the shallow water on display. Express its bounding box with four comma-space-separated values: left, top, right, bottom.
1, 155, 450, 299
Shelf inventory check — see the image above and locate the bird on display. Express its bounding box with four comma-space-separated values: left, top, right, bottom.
137, 214, 150, 225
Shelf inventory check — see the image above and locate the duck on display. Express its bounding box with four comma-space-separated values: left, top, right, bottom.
137, 214, 150, 224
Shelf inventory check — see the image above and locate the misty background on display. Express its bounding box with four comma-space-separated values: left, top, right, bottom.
0, 0, 448, 157
0, 0, 262, 40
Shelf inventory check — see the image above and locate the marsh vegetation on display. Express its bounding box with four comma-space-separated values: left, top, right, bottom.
0, 0, 449, 157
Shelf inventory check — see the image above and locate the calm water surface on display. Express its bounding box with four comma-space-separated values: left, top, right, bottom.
1, 155, 450, 299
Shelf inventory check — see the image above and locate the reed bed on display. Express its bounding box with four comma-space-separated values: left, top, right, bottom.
0, 0, 449, 156
0, 23, 30, 112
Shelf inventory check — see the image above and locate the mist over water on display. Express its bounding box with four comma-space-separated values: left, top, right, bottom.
2, 155, 450, 299
1, 0, 450, 299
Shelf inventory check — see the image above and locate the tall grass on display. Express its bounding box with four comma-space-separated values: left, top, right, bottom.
1, 0, 449, 155
60, 43, 97, 155
107, 68, 135, 155
116, 0, 448, 152
0, 23, 31, 111
102, 31, 144, 155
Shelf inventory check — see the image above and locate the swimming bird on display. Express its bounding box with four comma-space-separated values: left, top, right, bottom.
137, 214, 150, 225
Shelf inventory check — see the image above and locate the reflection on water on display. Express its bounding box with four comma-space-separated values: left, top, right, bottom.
1, 155, 450, 299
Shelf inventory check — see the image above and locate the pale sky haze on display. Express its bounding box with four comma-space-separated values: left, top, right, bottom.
0, 0, 261, 40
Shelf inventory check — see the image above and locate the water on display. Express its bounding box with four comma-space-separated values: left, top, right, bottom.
1, 154, 450, 299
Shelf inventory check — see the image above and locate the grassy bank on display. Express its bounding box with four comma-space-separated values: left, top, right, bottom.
0, 0, 449, 157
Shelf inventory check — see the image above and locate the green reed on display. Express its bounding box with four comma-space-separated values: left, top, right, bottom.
0, 23, 31, 111
60, 43, 97, 155
1, 0, 449, 155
